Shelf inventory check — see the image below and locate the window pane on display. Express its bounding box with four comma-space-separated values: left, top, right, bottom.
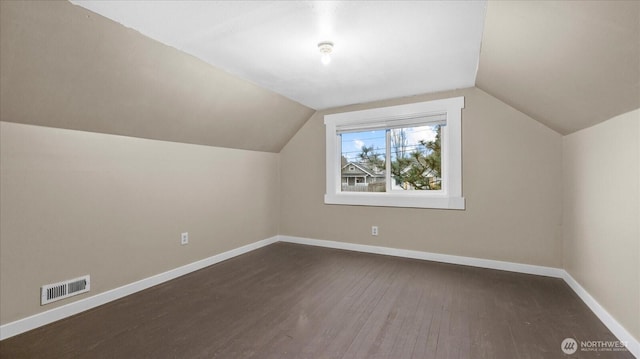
390, 125, 442, 191
340, 130, 386, 192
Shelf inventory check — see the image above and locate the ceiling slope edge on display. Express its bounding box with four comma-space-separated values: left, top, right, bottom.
0, 0, 314, 153
476, 0, 640, 135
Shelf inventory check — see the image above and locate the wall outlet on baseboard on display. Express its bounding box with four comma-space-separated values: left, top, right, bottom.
371, 226, 378, 236
181, 232, 189, 245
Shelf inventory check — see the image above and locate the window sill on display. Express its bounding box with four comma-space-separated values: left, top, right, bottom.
324, 193, 465, 210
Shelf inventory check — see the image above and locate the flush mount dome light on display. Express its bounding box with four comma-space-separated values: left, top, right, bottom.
318, 41, 334, 65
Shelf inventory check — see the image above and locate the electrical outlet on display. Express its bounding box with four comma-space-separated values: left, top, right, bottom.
371, 226, 378, 236
181, 232, 189, 245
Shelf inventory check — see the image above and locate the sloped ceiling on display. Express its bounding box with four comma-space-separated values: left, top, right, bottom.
477, 1, 640, 135
1, 1, 638, 150
0, 1, 314, 152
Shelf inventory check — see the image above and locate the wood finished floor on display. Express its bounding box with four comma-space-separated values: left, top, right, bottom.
0, 242, 632, 359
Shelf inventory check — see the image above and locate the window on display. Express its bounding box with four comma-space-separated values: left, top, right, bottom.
325, 97, 465, 209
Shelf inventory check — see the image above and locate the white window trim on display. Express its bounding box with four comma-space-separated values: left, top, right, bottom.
324, 96, 465, 210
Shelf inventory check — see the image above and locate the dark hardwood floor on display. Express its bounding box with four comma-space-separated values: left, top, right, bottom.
0, 242, 633, 358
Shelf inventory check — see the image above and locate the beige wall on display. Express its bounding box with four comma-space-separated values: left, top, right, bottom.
280, 87, 564, 267
3, 84, 636, 344
563, 109, 640, 341
0, 121, 279, 324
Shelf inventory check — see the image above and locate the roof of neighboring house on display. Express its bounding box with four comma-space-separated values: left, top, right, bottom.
341, 162, 384, 177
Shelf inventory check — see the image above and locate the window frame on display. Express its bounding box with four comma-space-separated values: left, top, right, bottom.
324, 96, 465, 210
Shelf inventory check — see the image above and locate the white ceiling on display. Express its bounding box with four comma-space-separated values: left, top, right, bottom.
69, 0, 487, 110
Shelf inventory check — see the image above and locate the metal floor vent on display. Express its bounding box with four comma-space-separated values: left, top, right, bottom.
41, 275, 90, 305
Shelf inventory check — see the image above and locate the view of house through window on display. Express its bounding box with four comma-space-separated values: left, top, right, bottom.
341, 129, 386, 192
340, 125, 442, 193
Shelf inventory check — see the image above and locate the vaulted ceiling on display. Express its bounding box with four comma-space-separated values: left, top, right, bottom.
1, 1, 638, 152
0, 0, 314, 152
477, 1, 639, 134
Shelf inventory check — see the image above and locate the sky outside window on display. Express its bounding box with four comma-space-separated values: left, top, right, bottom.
341, 130, 386, 163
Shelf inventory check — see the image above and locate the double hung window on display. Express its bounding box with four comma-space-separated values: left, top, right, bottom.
324, 97, 465, 209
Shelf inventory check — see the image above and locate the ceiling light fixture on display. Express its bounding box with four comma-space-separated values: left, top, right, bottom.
318, 41, 334, 65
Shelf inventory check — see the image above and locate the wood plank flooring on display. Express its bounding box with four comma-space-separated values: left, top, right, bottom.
0, 242, 633, 358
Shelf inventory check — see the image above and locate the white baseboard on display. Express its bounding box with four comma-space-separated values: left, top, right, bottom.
0, 236, 279, 341
279, 235, 639, 358
279, 235, 564, 278
562, 271, 639, 358
3, 235, 637, 358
